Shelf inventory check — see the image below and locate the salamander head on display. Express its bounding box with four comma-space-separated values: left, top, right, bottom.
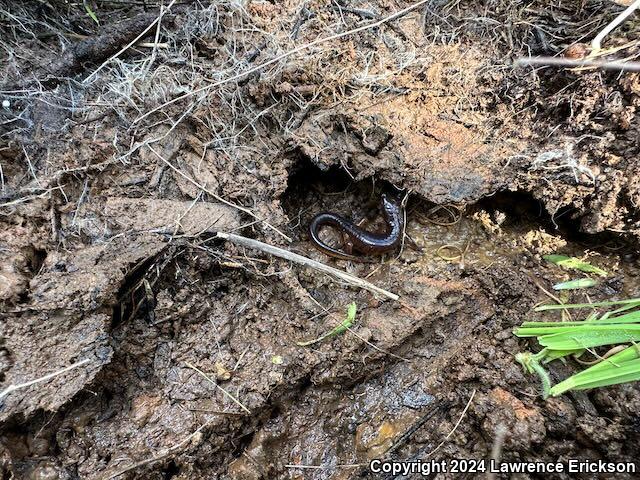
381, 191, 403, 207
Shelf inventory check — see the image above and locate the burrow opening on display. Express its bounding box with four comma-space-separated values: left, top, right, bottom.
281, 160, 638, 261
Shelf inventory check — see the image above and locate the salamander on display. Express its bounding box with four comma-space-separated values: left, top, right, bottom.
308, 193, 404, 261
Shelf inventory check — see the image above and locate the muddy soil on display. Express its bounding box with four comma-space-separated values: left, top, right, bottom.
1, 1, 640, 479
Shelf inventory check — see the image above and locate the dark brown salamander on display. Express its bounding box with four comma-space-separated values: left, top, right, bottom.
308, 193, 404, 261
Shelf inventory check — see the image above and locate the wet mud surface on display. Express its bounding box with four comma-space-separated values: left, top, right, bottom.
1, 1, 640, 479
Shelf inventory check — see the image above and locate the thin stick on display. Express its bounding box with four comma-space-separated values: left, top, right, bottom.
133, 0, 432, 124
185, 361, 251, 414
533, 280, 572, 321
591, 0, 640, 53
514, 56, 640, 72
148, 146, 292, 242
424, 389, 476, 459
84, 0, 178, 83
0, 359, 92, 401
0, 186, 65, 210
384, 404, 444, 457
216, 232, 399, 301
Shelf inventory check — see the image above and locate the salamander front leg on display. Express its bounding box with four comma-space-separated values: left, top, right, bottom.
342, 233, 355, 255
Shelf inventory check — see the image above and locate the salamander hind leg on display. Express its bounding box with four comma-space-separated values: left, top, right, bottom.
342, 233, 355, 255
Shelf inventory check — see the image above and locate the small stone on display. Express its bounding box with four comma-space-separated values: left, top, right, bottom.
564, 43, 589, 60
215, 361, 232, 381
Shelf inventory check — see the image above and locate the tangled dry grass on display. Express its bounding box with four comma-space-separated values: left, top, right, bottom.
0, 0, 636, 247
1, 0, 636, 169
0, 1, 433, 209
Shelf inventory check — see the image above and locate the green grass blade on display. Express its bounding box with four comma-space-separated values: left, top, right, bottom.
571, 369, 640, 390
535, 298, 640, 311
83, 0, 99, 24
605, 310, 640, 323
515, 325, 585, 337
518, 315, 640, 332
517, 295, 640, 396
544, 254, 570, 264
553, 278, 598, 290
540, 348, 584, 363
550, 358, 640, 396
543, 254, 608, 277
539, 328, 640, 350
564, 345, 640, 376
519, 310, 640, 330
297, 302, 356, 346
608, 300, 640, 315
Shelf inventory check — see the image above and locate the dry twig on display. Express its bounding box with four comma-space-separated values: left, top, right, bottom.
515, 56, 640, 72
216, 232, 399, 300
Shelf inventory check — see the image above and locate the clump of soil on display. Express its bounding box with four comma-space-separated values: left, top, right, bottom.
1, 1, 640, 478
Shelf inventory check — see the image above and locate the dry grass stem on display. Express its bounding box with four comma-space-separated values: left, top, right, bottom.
185, 361, 251, 414
84, 0, 178, 83
424, 389, 477, 459
515, 56, 640, 72
216, 232, 399, 300
103, 419, 213, 479
590, 0, 640, 53
0, 359, 93, 401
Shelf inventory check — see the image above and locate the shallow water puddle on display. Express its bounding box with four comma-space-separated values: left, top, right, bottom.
406, 204, 640, 298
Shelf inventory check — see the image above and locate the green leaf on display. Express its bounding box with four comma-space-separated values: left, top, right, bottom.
519, 311, 640, 330
553, 278, 597, 290
84, 1, 99, 25
535, 298, 640, 311
550, 349, 640, 396
538, 327, 640, 350
297, 302, 357, 347
543, 254, 608, 277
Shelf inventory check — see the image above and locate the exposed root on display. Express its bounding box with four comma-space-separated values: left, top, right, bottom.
529, 143, 596, 185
